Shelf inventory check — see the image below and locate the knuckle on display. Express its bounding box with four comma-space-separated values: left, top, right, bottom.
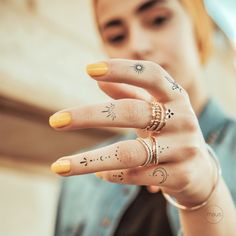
148, 61, 163, 84
177, 163, 194, 191
126, 169, 139, 184
122, 102, 140, 123
118, 148, 135, 166
184, 118, 198, 132
82, 107, 96, 122
183, 144, 201, 158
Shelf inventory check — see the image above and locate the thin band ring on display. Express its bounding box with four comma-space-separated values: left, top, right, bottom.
137, 136, 159, 167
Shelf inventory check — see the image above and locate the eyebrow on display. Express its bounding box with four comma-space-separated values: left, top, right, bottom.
102, 0, 166, 31
136, 0, 165, 14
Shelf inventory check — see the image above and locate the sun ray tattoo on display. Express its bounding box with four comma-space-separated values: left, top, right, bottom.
131, 63, 145, 74
102, 103, 116, 121
149, 167, 169, 184
164, 75, 182, 92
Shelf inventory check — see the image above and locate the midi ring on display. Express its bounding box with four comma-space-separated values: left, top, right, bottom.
136, 136, 159, 167
144, 101, 167, 133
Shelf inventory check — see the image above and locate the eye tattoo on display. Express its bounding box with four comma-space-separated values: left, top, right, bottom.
165, 109, 174, 119
132, 63, 145, 74
149, 167, 169, 184
102, 103, 116, 121
164, 75, 182, 92
113, 171, 124, 181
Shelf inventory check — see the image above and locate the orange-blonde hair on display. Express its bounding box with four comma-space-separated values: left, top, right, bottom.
180, 0, 213, 64
93, 0, 214, 64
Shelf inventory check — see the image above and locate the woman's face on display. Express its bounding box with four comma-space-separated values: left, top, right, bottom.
95, 0, 202, 90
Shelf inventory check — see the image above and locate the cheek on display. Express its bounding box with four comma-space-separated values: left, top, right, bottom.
159, 23, 201, 88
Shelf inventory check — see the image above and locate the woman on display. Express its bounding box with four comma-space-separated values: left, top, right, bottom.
49, 0, 236, 235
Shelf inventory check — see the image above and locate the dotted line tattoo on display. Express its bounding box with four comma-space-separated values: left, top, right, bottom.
114, 146, 121, 162
79, 146, 121, 167
102, 103, 116, 121
131, 63, 145, 74
158, 146, 169, 154
164, 75, 182, 93
149, 167, 169, 184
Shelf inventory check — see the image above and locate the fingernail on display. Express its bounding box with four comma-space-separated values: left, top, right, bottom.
86, 62, 108, 77
51, 160, 71, 174
49, 112, 72, 128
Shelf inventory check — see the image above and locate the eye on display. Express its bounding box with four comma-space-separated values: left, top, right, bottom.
108, 34, 125, 44
152, 16, 167, 26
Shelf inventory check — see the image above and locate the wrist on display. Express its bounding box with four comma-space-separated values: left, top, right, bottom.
163, 145, 222, 211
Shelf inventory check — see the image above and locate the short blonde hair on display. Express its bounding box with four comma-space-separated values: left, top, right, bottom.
93, 0, 213, 64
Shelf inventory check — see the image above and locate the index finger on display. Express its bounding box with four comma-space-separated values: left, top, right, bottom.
87, 59, 186, 102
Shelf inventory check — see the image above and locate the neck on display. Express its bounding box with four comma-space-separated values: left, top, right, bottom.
186, 76, 209, 118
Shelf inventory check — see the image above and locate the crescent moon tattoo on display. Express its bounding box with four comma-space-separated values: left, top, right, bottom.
152, 167, 169, 184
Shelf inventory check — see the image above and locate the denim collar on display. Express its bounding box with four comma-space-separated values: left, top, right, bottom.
198, 98, 227, 142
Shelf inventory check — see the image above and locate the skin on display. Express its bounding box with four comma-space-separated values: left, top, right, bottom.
96, 0, 208, 116
50, 0, 236, 235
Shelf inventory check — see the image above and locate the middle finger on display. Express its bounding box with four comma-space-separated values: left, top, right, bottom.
49, 99, 194, 133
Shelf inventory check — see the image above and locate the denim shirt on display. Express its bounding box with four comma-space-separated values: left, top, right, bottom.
54, 99, 236, 236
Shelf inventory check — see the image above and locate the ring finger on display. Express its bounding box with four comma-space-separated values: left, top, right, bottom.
50, 134, 191, 177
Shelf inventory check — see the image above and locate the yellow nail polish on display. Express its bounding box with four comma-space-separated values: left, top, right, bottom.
95, 172, 103, 179
86, 62, 108, 77
51, 160, 71, 174
49, 112, 72, 128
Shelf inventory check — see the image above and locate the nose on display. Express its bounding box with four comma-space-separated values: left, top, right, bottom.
128, 23, 152, 60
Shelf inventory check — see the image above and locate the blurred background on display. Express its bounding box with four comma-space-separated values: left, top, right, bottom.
0, 0, 236, 235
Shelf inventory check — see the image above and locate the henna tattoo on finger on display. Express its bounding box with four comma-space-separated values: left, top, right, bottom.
79, 146, 120, 167
113, 171, 124, 181
158, 145, 169, 154
164, 75, 182, 93
131, 63, 145, 74
165, 109, 174, 119
80, 157, 88, 166
102, 103, 116, 121
149, 167, 169, 184
115, 146, 121, 162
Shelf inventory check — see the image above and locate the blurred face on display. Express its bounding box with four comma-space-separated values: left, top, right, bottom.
95, 0, 202, 91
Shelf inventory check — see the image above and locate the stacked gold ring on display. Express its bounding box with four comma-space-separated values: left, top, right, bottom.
145, 101, 167, 133
137, 136, 159, 167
